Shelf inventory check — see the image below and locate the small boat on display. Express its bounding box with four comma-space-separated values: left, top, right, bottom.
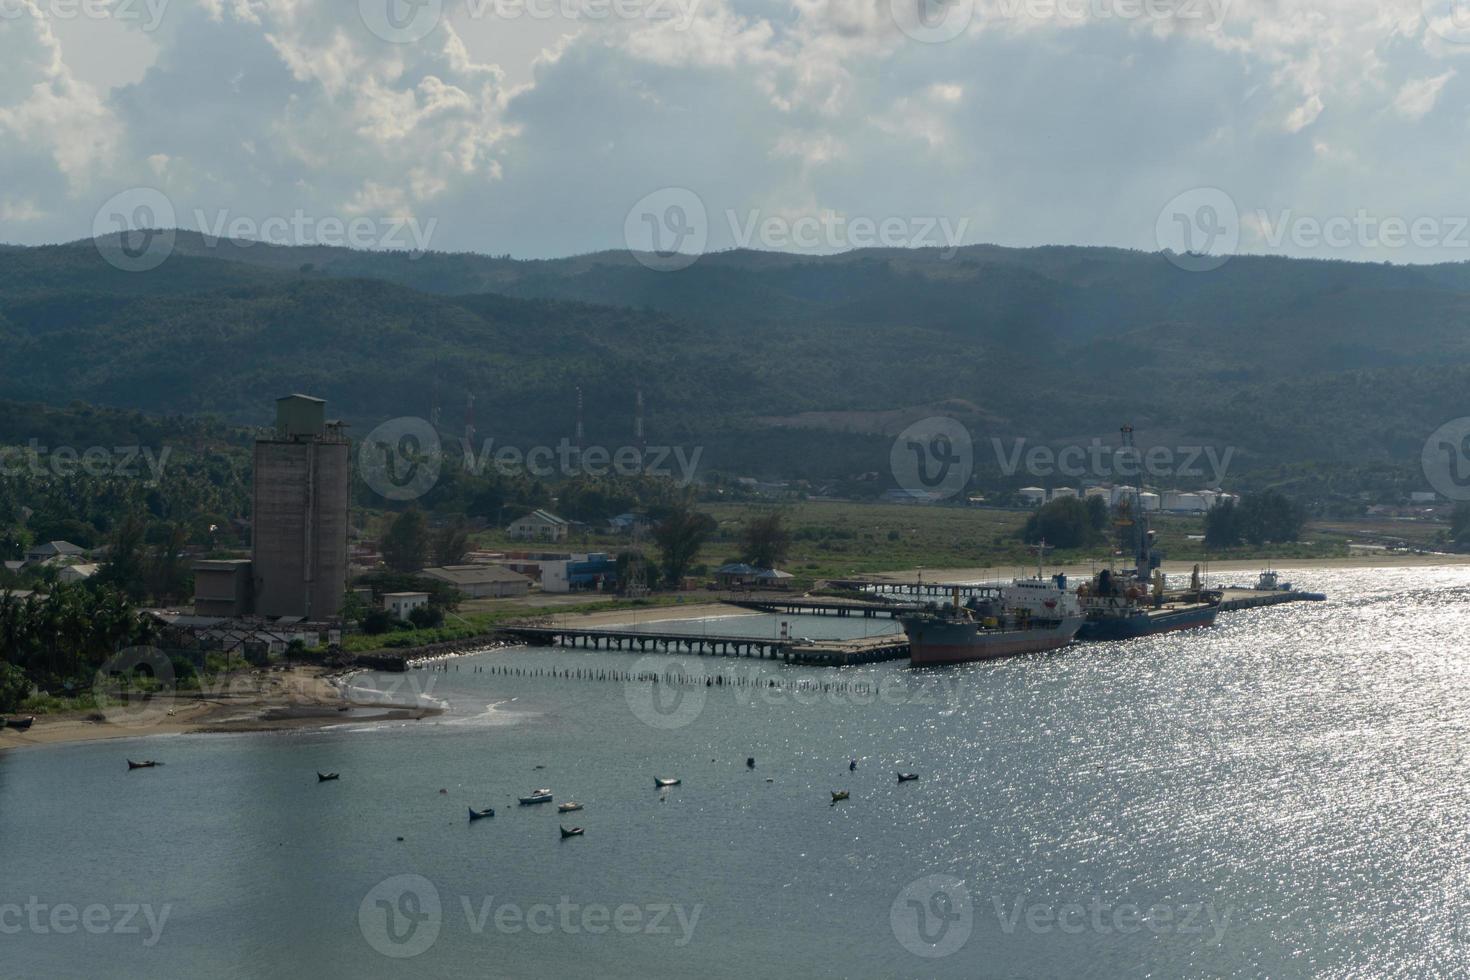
6, 716, 34, 731
830, 790, 849, 803
127, 760, 159, 770
654, 777, 681, 788
557, 802, 583, 813
468, 807, 495, 821
317, 772, 340, 782
746, 757, 755, 769
897, 772, 919, 783
560, 826, 584, 839
519, 789, 553, 805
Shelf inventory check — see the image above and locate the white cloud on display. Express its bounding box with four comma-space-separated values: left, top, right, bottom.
3, 0, 1470, 262
1394, 69, 1455, 119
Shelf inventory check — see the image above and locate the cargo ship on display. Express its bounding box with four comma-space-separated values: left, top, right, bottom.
1074, 568, 1219, 641
900, 592, 1083, 665
1075, 427, 1222, 641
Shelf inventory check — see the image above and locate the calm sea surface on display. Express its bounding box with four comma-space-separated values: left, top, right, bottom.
4, 565, 1470, 978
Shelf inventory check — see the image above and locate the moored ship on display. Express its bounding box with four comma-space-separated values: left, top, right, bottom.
901, 593, 1083, 665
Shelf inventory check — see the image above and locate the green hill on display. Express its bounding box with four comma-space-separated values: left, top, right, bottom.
6, 235, 1469, 484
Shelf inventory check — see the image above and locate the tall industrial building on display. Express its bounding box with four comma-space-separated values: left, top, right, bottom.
251, 394, 350, 620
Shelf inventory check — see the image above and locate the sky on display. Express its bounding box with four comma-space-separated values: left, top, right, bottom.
4, 0, 1470, 263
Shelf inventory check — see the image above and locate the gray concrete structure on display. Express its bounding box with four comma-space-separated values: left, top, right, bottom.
251, 395, 350, 620
193, 559, 253, 617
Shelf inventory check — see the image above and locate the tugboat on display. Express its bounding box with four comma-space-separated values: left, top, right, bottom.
900, 588, 1083, 665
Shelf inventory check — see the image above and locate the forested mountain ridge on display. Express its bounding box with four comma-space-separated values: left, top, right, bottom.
5, 235, 1468, 483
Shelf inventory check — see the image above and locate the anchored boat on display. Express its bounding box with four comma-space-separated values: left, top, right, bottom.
900, 590, 1082, 666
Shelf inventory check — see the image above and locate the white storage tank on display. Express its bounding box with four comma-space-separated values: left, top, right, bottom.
1111, 485, 1137, 506
1175, 493, 1206, 513
1019, 487, 1047, 507
1049, 488, 1078, 501
1138, 491, 1161, 511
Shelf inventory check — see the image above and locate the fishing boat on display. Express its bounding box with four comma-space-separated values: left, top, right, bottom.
127, 760, 158, 770
655, 777, 681, 788
316, 772, 339, 782
5, 716, 34, 731
468, 807, 495, 821
519, 789, 553, 805
557, 802, 583, 813
560, 826, 585, 838
830, 790, 849, 803
896, 772, 919, 783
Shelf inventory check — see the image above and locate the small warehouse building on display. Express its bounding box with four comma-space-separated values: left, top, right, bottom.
508, 509, 570, 543
419, 564, 532, 599
383, 592, 430, 619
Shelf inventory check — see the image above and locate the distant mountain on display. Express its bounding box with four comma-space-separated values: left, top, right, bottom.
5, 234, 1469, 484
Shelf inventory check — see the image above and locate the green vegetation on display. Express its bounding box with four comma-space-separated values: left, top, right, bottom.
0, 584, 154, 708
738, 510, 792, 569
9, 238, 1470, 490
1021, 497, 1108, 550
1204, 492, 1308, 548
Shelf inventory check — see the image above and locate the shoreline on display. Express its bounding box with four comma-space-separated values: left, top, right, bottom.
6, 555, 1464, 754
0, 665, 438, 755
855, 553, 1470, 584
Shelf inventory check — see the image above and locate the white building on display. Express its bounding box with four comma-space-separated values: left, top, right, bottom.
382, 592, 430, 619
508, 509, 570, 543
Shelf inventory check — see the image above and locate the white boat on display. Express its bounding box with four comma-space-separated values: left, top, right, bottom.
557, 802, 583, 813
1255, 570, 1293, 591
654, 777, 681, 788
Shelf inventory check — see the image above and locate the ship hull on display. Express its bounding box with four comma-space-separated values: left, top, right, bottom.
902, 616, 1083, 666
1075, 603, 1218, 642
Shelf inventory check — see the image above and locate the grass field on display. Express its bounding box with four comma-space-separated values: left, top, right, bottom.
465, 500, 1385, 582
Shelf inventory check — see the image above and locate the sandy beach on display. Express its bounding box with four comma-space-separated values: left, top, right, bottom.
0, 664, 435, 754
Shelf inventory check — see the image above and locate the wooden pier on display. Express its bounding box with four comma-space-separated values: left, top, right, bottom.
723, 597, 921, 619
825, 579, 1002, 600
497, 625, 910, 666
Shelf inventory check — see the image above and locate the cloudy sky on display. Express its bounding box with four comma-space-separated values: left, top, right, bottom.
5, 0, 1470, 262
